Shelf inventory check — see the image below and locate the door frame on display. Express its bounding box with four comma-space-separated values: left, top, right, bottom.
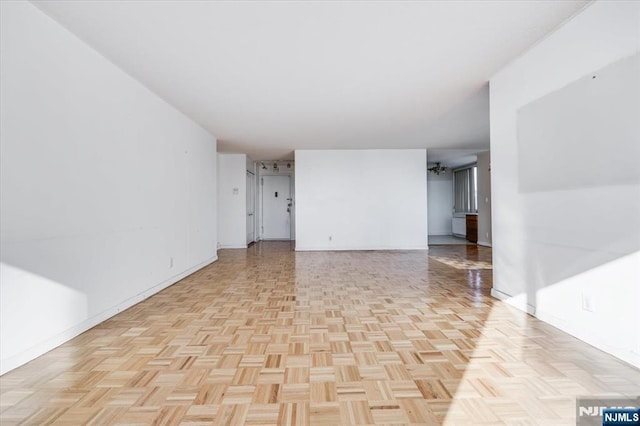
260, 174, 291, 240
246, 170, 256, 244
257, 161, 295, 242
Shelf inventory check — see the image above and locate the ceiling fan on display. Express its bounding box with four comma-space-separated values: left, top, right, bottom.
428, 162, 447, 175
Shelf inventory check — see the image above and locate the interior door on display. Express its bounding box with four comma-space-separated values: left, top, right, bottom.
246, 171, 255, 244
262, 175, 290, 239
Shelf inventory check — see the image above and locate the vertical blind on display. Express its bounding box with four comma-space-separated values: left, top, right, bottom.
454, 167, 477, 213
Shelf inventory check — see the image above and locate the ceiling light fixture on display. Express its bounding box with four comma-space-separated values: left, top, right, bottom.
428, 162, 447, 175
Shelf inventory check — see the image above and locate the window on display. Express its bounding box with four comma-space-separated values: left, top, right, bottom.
453, 166, 477, 213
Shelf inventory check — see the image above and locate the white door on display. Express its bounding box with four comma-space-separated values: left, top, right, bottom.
262, 175, 291, 240
246, 171, 256, 244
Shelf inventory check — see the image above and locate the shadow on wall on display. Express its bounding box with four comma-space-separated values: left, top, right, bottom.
495, 53, 640, 367
0, 262, 89, 373
514, 53, 640, 310
520, 192, 640, 366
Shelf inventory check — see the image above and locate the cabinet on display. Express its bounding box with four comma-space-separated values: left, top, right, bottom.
466, 214, 478, 243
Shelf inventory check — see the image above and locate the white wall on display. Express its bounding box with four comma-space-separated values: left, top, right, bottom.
490, 1, 639, 367
0, 2, 218, 374
218, 153, 247, 248
427, 169, 453, 236
295, 150, 427, 250
476, 152, 492, 246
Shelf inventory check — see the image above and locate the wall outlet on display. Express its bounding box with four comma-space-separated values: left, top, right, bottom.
328, 236, 332, 241
582, 293, 595, 312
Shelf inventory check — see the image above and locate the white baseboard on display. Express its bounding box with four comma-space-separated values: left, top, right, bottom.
490, 288, 536, 315
0, 255, 218, 375
490, 288, 638, 368
219, 244, 248, 249
295, 245, 428, 251
534, 308, 640, 369
477, 240, 492, 247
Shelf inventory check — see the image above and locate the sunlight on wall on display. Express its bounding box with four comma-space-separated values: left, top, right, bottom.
0, 263, 88, 374
535, 251, 640, 367
493, 251, 640, 367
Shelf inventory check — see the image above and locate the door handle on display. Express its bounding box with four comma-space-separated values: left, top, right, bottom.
248, 213, 253, 216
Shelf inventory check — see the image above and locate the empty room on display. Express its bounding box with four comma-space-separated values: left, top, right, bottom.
1, 1, 639, 425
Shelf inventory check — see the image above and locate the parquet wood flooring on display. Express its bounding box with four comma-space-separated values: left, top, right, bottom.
1, 243, 639, 425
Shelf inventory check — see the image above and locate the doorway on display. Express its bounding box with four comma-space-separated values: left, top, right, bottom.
246, 171, 256, 244
426, 149, 491, 247
261, 175, 291, 240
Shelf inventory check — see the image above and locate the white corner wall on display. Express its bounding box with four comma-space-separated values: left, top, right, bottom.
490, 1, 640, 367
218, 153, 248, 248
295, 150, 427, 251
476, 152, 492, 246
0, 2, 218, 375
427, 169, 453, 236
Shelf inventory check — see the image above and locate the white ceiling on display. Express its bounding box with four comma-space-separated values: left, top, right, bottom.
32, 0, 589, 160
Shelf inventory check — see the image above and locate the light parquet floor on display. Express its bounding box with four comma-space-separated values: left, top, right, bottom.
1, 242, 639, 425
